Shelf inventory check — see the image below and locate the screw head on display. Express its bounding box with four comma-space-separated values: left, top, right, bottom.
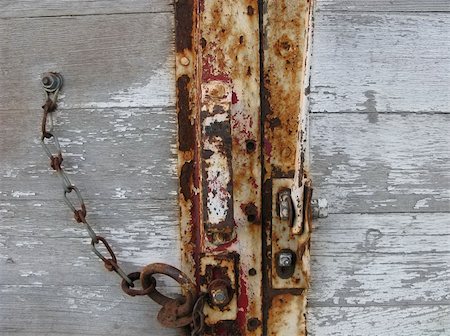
180, 56, 190, 66
278, 252, 293, 267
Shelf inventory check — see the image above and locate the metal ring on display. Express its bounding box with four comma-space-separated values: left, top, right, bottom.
121, 272, 156, 297
140, 263, 197, 327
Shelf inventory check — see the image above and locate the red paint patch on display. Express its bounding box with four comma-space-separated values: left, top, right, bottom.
236, 267, 249, 332
264, 139, 272, 158
232, 91, 239, 104
211, 235, 237, 252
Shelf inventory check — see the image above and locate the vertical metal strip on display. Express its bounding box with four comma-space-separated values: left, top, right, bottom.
261, 0, 314, 335
199, 1, 262, 333
177, 0, 262, 334
176, 0, 200, 284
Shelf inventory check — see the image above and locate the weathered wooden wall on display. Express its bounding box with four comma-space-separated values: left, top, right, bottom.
0, 1, 448, 335
308, 1, 450, 335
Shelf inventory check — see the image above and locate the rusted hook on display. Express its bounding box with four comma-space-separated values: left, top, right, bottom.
140, 263, 197, 328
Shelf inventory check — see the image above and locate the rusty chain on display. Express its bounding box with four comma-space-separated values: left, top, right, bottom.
39, 72, 203, 331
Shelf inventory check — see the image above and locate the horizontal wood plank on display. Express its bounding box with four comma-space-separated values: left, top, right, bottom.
308, 306, 450, 336
0, 196, 181, 287
0, 0, 172, 18
310, 213, 450, 306
0, 285, 178, 335
310, 113, 450, 213
310, 12, 450, 112
0, 107, 178, 202
313, 213, 450, 255
0, 14, 174, 111
316, 0, 450, 12
0, 200, 180, 286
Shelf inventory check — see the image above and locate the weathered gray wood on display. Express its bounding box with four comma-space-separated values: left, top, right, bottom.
0, 14, 174, 111
0, 199, 179, 286
1, 2, 450, 335
310, 213, 450, 306
0, 0, 172, 18
310, 12, 450, 112
0, 285, 179, 335
0, 107, 178, 201
310, 113, 450, 213
308, 306, 450, 336
316, 0, 450, 12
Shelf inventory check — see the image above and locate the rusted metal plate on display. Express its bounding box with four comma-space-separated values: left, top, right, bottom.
200, 254, 238, 324
261, 0, 314, 335
176, 0, 262, 334
201, 82, 235, 245
176, 0, 313, 334
176, 0, 200, 287
271, 179, 310, 289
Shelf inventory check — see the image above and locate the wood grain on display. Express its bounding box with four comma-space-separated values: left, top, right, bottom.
0, 199, 180, 286
0, 0, 172, 18
316, 0, 450, 12
310, 12, 450, 113
310, 113, 450, 213
1, 2, 450, 335
0, 107, 178, 202
0, 14, 175, 111
0, 285, 179, 335
308, 306, 450, 336
310, 213, 450, 306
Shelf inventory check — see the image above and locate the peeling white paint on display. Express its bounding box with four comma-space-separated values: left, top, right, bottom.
11, 191, 36, 198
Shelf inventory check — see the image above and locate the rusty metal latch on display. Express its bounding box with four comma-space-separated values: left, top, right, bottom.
175, 0, 315, 335
39, 0, 315, 334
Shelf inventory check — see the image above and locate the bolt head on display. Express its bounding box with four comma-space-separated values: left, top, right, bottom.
211, 288, 228, 305
311, 198, 329, 219
42, 76, 52, 86
278, 252, 293, 267
208, 279, 232, 307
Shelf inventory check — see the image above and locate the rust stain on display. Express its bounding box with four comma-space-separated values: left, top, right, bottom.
177, 75, 195, 152
262, 0, 310, 176
267, 292, 307, 336
180, 160, 194, 201
175, 0, 194, 52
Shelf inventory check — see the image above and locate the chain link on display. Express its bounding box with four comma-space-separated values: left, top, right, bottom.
39, 72, 133, 287
191, 293, 207, 336
39, 72, 203, 333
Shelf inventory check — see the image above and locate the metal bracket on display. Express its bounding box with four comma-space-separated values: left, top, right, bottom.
175, 0, 314, 334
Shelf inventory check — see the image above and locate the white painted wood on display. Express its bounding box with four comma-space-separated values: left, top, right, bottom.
310, 113, 450, 213
310, 12, 450, 113
308, 306, 450, 336
0, 14, 175, 111
316, 0, 450, 12
0, 0, 172, 18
